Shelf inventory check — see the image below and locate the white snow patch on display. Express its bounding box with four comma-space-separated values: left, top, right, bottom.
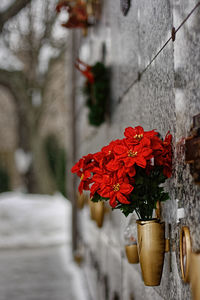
0, 192, 71, 248
52, 10, 69, 41
0, 0, 14, 11
38, 43, 60, 74
0, 39, 24, 71
32, 89, 42, 107
61, 246, 91, 300
14, 149, 32, 174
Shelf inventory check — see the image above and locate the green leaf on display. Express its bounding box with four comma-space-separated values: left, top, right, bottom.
92, 192, 109, 202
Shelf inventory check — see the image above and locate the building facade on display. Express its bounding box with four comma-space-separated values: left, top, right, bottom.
69, 1, 200, 299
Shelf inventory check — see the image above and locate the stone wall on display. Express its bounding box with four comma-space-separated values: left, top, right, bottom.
73, 1, 200, 299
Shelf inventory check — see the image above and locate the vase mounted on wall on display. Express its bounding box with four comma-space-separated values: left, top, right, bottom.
137, 219, 165, 286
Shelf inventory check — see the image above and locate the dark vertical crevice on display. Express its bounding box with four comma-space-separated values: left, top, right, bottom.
71, 31, 78, 253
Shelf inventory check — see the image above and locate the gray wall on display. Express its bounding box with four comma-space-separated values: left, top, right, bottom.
72, 1, 200, 299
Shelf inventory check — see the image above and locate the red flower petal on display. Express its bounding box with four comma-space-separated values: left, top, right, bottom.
128, 166, 136, 177
98, 186, 111, 198
117, 167, 126, 178
117, 193, 130, 204
92, 175, 101, 184
124, 127, 136, 139
90, 183, 100, 197
141, 148, 152, 158
106, 159, 120, 171
125, 157, 135, 168
136, 156, 146, 168
114, 145, 127, 155
120, 183, 134, 194
109, 195, 117, 208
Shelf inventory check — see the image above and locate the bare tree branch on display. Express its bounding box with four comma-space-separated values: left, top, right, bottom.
0, 1, 68, 193
0, 0, 32, 32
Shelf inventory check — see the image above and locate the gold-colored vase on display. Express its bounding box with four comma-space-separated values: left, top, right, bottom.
125, 244, 139, 264
82, 27, 88, 37
137, 219, 165, 286
89, 199, 96, 220
77, 193, 85, 209
190, 253, 200, 300
95, 201, 104, 228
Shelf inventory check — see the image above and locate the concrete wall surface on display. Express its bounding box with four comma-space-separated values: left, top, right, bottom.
72, 1, 200, 299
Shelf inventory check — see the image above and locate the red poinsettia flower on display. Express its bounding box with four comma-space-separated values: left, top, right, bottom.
90, 172, 106, 197
162, 132, 172, 177
124, 126, 157, 146
71, 153, 96, 194
56, 1, 71, 13
71, 126, 173, 215
62, 16, 87, 29
71, 153, 94, 175
151, 135, 164, 152
101, 140, 120, 156
75, 59, 94, 84
106, 156, 136, 178
72, 2, 88, 21
98, 140, 124, 171
78, 170, 93, 194
71, 158, 84, 177
163, 131, 172, 149
94, 173, 133, 208
95, 144, 114, 170
113, 139, 152, 169
154, 131, 172, 178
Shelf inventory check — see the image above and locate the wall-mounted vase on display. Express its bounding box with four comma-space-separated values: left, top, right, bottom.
137, 219, 165, 286
125, 244, 139, 264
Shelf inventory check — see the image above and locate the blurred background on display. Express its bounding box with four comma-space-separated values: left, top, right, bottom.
0, 0, 70, 195
0, 1, 88, 299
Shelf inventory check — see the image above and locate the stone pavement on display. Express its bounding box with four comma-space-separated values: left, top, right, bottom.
0, 245, 80, 300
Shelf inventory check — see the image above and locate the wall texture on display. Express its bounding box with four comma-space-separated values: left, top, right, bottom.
72, 0, 200, 299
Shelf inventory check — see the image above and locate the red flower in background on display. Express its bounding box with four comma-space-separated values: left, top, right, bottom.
75, 59, 94, 84
71, 153, 94, 175
78, 170, 92, 194
162, 131, 172, 177
56, 1, 71, 13
71, 153, 96, 193
153, 131, 172, 177
56, 1, 88, 29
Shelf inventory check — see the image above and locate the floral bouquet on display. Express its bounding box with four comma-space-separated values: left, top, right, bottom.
56, 1, 89, 29
71, 126, 172, 220
56, 0, 100, 30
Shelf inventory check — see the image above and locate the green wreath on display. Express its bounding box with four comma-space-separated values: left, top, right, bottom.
83, 62, 110, 126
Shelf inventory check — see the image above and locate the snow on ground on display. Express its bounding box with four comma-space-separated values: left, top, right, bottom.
0, 192, 90, 300
0, 192, 71, 248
